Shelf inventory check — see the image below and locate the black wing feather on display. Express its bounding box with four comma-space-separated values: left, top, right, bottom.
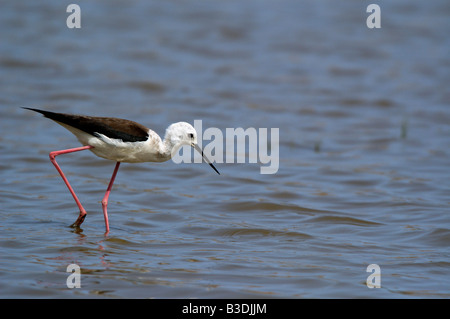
23, 107, 149, 142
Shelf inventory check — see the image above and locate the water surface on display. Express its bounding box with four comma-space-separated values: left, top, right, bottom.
1, 0, 449, 298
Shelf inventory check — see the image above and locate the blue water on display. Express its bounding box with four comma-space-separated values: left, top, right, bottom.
1, 0, 449, 298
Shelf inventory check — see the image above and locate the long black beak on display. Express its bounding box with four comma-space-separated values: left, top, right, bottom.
193, 144, 220, 175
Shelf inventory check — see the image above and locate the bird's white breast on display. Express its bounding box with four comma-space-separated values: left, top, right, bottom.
93, 132, 170, 163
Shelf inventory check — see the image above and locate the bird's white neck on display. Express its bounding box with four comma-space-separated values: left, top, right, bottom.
161, 133, 185, 160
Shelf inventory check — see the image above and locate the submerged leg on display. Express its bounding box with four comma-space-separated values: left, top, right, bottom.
101, 162, 121, 234
49, 145, 93, 228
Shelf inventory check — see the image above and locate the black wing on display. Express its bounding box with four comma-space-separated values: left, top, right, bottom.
23, 107, 149, 142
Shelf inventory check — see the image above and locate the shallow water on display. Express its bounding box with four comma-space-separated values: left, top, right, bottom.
1, 0, 449, 298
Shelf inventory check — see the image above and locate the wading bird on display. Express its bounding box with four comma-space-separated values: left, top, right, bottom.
24, 107, 219, 234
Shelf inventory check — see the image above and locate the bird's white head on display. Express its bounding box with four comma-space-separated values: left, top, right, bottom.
165, 122, 198, 149
164, 122, 220, 175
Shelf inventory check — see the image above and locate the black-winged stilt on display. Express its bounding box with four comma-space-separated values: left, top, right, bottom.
23, 107, 219, 234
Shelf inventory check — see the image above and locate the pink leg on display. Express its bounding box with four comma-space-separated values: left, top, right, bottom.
49, 145, 94, 228
101, 162, 121, 234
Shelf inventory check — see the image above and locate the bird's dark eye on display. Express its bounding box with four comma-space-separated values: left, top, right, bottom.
188, 133, 194, 139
